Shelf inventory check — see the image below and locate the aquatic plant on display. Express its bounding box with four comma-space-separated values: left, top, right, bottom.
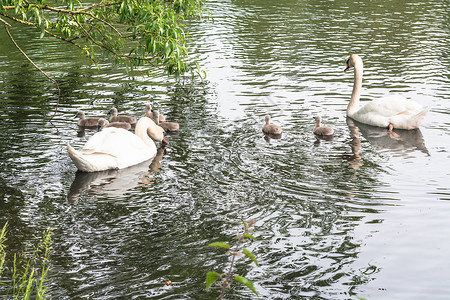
206, 219, 258, 299
0, 222, 53, 299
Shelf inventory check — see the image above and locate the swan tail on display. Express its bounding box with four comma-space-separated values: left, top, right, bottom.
68, 143, 93, 172
409, 106, 431, 129
67, 143, 117, 172
390, 106, 430, 130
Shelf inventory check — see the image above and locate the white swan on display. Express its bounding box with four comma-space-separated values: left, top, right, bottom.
67, 117, 165, 172
345, 54, 430, 131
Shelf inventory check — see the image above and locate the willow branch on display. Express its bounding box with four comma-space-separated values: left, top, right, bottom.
3, 23, 61, 122
42, 4, 123, 37
0, 11, 98, 65
72, 14, 119, 56
0, 11, 36, 26
0, 16, 11, 26
2, 3, 123, 37
77, 1, 122, 12
72, 14, 159, 63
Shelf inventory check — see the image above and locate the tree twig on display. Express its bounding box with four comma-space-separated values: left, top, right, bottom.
3, 23, 61, 122
219, 235, 244, 300
1, 11, 99, 66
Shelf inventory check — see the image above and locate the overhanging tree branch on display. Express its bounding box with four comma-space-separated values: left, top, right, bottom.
0, 11, 98, 65
0, 0, 206, 120
3, 21, 61, 122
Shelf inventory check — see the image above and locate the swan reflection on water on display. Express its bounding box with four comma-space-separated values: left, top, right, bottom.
341, 118, 429, 197
67, 147, 165, 203
263, 132, 282, 143
314, 134, 334, 147
344, 117, 429, 173
346, 117, 429, 156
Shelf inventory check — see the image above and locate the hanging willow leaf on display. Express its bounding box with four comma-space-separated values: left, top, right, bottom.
235, 275, 258, 296
207, 242, 230, 249
242, 248, 258, 266
205, 272, 221, 292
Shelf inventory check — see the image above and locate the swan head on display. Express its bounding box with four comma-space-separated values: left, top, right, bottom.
75, 111, 85, 119
144, 104, 153, 118
344, 54, 363, 72
108, 107, 118, 117
140, 117, 165, 142
265, 115, 271, 124
147, 126, 165, 142
314, 116, 321, 123
98, 118, 109, 130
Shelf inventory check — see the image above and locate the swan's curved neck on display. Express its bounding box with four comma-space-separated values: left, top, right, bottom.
135, 117, 157, 149
348, 61, 363, 116
315, 118, 321, 128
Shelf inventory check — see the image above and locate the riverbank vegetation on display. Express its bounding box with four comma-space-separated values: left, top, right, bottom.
0, 222, 53, 299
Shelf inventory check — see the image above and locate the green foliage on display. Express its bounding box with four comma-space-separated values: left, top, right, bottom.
243, 233, 255, 240
234, 275, 257, 296
205, 219, 259, 299
205, 271, 221, 292
242, 248, 258, 266
0, 0, 206, 76
0, 222, 53, 299
207, 242, 231, 249
0, 223, 7, 279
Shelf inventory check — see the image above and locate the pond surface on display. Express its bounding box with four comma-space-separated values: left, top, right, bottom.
1, 0, 450, 299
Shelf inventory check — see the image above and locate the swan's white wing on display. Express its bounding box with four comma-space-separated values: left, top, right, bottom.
68, 143, 119, 172
358, 96, 421, 117
353, 96, 425, 128
82, 127, 148, 157
69, 127, 156, 172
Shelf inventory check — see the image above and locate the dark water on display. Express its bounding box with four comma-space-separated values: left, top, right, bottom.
1, 0, 450, 299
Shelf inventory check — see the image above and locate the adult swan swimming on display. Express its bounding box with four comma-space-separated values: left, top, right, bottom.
68, 117, 165, 172
344, 54, 430, 132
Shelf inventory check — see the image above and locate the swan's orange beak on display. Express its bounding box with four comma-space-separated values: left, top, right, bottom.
162, 136, 168, 144
344, 64, 350, 72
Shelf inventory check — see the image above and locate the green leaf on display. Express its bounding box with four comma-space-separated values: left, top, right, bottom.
205, 272, 221, 292
34, 8, 42, 26
234, 276, 258, 296
207, 242, 230, 249
242, 248, 258, 266
242, 220, 248, 228
39, 26, 45, 38
243, 233, 256, 240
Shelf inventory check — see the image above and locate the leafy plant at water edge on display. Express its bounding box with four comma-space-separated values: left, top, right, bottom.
0, 222, 53, 299
206, 219, 259, 299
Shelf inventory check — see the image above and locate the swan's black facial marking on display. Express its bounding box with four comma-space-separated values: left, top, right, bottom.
344, 59, 351, 72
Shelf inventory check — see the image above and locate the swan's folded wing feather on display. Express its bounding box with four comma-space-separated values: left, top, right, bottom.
68, 143, 119, 172
83, 127, 148, 157
69, 124, 157, 172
